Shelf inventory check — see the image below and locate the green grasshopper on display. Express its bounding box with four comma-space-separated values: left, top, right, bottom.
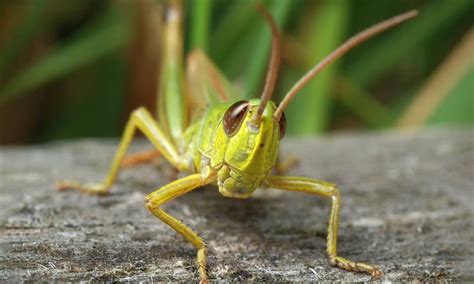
57, 1, 417, 282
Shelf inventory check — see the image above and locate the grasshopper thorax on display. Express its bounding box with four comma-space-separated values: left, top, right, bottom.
213, 99, 285, 198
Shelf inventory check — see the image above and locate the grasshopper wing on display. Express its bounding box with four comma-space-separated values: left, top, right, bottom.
186, 49, 240, 123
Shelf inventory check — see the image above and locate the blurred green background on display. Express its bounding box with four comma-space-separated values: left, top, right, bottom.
0, 0, 472, 144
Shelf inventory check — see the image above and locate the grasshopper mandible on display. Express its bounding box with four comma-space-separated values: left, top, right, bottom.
57, 1, 417, 282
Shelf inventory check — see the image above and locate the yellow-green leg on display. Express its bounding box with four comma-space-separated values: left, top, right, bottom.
57, 107, 182, 195
265, 176, 382, 279
145, 173, 216, 284
274, 155, 298, 175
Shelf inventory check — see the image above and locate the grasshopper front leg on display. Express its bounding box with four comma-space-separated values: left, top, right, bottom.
145, 173, 216, 283
265, 176, 382, 279
57, 107, 184, 195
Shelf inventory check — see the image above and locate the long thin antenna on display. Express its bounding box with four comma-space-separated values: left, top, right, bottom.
250, 4, 282, 126
273, 10, 418, 120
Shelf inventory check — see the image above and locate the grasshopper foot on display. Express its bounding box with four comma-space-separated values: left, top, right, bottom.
330, 256, 382, 280
56, 181, 109, 195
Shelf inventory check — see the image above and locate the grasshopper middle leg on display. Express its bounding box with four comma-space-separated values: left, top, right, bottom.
57, 107, 183, 195
274, 154, 298, 175
265, 176, 382, 279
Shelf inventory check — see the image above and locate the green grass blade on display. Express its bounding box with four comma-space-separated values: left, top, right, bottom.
243, 0, 295, 99
427, 68, 474, 125
190, 0, 213, 51
0, 6, 131, 105
38, 56, 126, 141
286, 0, 349, 135
396, 29, 473, 128
335, 77, 395, 128
345, 0, 472, 86
210, 0, 255, 62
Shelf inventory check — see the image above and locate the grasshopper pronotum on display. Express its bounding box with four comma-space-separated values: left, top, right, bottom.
58, 2, 417, 282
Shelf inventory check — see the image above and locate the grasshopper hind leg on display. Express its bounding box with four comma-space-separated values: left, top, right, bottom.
121, 149, 161, 168
57, 107, 186, 195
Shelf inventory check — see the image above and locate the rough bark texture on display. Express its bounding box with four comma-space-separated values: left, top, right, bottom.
1, 128, 473, 282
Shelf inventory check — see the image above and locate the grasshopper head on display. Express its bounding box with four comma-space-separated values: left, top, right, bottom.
215, 7, 418, 199
217, 99, 286, 198
216, 6, 284, 199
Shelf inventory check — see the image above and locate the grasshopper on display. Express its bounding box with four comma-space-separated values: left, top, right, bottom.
57, 1, 417, 282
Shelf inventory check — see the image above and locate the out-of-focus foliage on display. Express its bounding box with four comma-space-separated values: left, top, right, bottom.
0, 0, 472, 144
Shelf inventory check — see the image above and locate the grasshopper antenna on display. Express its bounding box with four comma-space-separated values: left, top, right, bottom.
274, 10, 418, 120
250, 4, 282, 127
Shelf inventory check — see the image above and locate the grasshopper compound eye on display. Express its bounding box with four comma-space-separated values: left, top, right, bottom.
278, 111, 286, 139
223, 100, 249, 137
